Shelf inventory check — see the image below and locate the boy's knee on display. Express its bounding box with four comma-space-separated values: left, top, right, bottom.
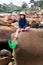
17, 28, 21, 33
25, 27, 30, 31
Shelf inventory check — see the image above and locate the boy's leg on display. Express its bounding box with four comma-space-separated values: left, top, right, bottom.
24, 27, 30, 31
15, 28, 21, 38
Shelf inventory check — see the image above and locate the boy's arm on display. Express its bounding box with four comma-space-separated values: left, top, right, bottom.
23, 19, 28, 28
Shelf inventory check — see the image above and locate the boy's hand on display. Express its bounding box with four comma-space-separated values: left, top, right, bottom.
21, 29, 24, 31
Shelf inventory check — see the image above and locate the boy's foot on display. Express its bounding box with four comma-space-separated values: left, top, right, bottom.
14, 35, 18, 40
25, 27, 30, 31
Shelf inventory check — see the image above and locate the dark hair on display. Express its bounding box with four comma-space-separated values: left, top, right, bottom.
20, 15, 26, 19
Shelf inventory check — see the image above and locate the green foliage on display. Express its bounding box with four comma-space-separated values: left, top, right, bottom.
30, 0, 34, 3
38, 0, 43, 9
22, 2, 28, 9
0, 0, 43, 13
0, 3, 21, 13
23, 7, 35, 12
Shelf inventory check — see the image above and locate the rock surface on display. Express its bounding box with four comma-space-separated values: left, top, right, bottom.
0, 57, 12, 65
0, 26, 16, 42
12, 29, 43, 65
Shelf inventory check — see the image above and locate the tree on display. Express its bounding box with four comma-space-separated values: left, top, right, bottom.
22, 2, 28, 9
38, 0, 43, 9
30, 0, 34, 3
0, 4, 2, 7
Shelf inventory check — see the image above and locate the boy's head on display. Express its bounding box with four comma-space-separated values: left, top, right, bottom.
19, 11, 26, 19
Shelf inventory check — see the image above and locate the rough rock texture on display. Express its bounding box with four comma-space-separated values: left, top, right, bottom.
0, 57, 12, 65
12, 29, 43, 65
0, 49, 12, 65
8, 62, 12, 65
0, 26, 16, 42
0, 49, 12, 57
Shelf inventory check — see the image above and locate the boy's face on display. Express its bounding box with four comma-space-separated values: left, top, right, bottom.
20, 15, 24, 19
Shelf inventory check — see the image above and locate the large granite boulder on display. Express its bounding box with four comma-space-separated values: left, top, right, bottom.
11, 29, 43, 65
0, 26, 16, 42
0, 57, 12, 65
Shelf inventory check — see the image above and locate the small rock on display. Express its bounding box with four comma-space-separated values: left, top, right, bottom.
0, 49, 12, 57
8, 62, 12, 65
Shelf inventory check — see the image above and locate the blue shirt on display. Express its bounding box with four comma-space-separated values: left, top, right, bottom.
18, 18, 28, 29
